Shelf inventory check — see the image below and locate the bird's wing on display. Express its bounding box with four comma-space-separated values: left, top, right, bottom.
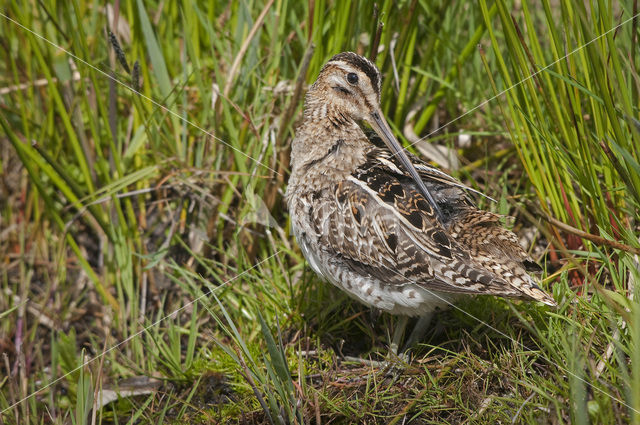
310, 147, 555, 305
366, 132, 495, 202
309, 149, 507, 295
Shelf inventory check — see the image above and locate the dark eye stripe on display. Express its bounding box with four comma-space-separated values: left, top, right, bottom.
333, 86, 352, 95
329, 52, 380, 93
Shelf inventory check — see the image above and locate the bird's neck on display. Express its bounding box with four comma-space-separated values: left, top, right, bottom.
292, 122, 366, 168
288, 103, 371, 193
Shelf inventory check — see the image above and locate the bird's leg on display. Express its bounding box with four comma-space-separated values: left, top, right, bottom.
404, 312, 434, 351
389, 316, 409, 356
342, 315, 412, 371
368, 307, 382, 324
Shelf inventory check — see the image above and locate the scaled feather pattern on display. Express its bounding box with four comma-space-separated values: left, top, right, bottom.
286, 52, 556, 317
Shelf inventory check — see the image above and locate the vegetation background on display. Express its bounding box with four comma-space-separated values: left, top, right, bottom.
1, 0, 639, 423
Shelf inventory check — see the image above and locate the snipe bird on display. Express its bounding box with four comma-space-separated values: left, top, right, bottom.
285, 52, 556, 349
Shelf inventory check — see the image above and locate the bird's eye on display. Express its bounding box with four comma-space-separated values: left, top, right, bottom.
346, 72, 359, 85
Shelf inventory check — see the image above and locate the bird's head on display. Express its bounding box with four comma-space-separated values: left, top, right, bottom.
309, 51, 382, 122
305, 52, 444, 222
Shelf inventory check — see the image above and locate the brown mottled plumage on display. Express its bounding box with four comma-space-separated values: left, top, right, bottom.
285, 52, 556, 320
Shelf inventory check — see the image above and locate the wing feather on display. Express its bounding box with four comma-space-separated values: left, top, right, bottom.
304, 142, 555, 305
307, 153, 506, 295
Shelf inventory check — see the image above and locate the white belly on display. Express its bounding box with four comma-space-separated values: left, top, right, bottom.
292, 221, 455, 316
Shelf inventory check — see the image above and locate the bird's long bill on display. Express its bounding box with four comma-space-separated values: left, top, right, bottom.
368, 111, 445, 222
